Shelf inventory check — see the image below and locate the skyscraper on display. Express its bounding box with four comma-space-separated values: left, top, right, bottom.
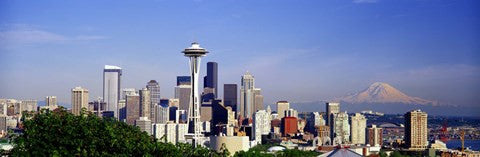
204, 62, 218, 97
139, 88, 151, 119
175, 85, 191, 113
253, 88, 264, 112
276, 101, 290, 119
103, 65, 122, 118
126, 93, 140, 125
367, 125, 383, 146
405, 110, 428, 150
223, 84, 237, 114
156, 99, 169, 124
147, 80, 161, 122
350, 113, 367, 145
45, 96, 57, 106
182, 42, 208, 147
253, 110, 271, 144
71, 87, 89, 116
332, 111, 350, 144
240, 72, 256, 119
177, 76, 191, 86
326, 102, 340, 126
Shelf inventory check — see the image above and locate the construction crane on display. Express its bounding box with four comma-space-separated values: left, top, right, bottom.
459, 130, 465, 152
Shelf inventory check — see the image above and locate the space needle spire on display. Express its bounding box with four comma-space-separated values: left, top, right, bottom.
182, 42, 208, 147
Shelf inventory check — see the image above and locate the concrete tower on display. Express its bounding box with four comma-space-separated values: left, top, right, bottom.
182, 42, 208, 147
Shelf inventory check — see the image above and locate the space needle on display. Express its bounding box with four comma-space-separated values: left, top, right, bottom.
182, 42, 208, 147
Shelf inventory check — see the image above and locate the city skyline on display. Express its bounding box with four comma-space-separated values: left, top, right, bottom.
0, 0, 479, 111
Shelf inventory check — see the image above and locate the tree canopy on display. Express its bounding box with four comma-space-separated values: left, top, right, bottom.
11, 108, 228, 157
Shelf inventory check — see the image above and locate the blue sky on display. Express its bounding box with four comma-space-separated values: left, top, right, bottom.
0, 0, 479, 107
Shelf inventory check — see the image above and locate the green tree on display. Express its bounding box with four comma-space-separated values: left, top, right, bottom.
11, 108, 228, 157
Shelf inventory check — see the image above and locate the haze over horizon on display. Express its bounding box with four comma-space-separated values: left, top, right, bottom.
0, 0, 479, 112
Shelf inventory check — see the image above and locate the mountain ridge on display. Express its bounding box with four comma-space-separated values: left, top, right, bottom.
337, 82, 439, 106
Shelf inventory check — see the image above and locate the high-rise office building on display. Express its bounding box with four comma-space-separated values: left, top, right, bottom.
175, 85, 191, 114
45, 96, 57, 106
118, 99, 126, 121
139, 88, 151, 119
41, 96, 58, 111
126, 93, 140, 125
156, 99, 169, 124
405, 110, 428, 150
276, 101, 289, 119
223, 84, 237, 114
367, 125, 383, 146
71, 87, 89, 116
211, 99, 228, 135
169, 106, 178, 122
135, 117, 152, 135
122, 88, 137, 100
103, 65, 122, 118
201, 87, 215, 102
332, 111, 350, 144
88, 98, 106, 117
253, 110, 271, 144
177, 76, 191, 86
281, 117, 298, 137
326, 102, 340, 126
204, 62, 218, 97
253, 88, 264, 112
147, 80, 161, 122
146, 80, 161, 104
240, 72, 254, 119
176, 109, 187, 124
200, 103, 212, 122
350, 113, 367, 145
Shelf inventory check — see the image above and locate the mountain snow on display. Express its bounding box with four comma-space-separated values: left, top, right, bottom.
340, 82, 439, 105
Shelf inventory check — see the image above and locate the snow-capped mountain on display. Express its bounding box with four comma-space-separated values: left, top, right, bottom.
339, 82, 439, 105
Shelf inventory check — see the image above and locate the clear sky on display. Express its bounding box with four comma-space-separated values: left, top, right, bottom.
0, 0, 479, 107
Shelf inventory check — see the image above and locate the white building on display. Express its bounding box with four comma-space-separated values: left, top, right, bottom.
350, 113, 367, 145
253, 110, 271, 144
313, 112, 325, 126
155, 104, 169, 124
332, 111, 350, 144
71, 87, 88, 116
135, 117, 152, 135
153, 123, 188, 144
276, 101, 289, 119
103, 65, 122, 118
240, 72, 256, 119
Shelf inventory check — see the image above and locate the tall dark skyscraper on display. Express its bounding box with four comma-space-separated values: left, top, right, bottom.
204, 62, 218, 97
223, 84, 237, 114
177, 76, 191, 86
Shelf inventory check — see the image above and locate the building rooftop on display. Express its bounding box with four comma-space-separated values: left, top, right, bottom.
104, 65, 121, 69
